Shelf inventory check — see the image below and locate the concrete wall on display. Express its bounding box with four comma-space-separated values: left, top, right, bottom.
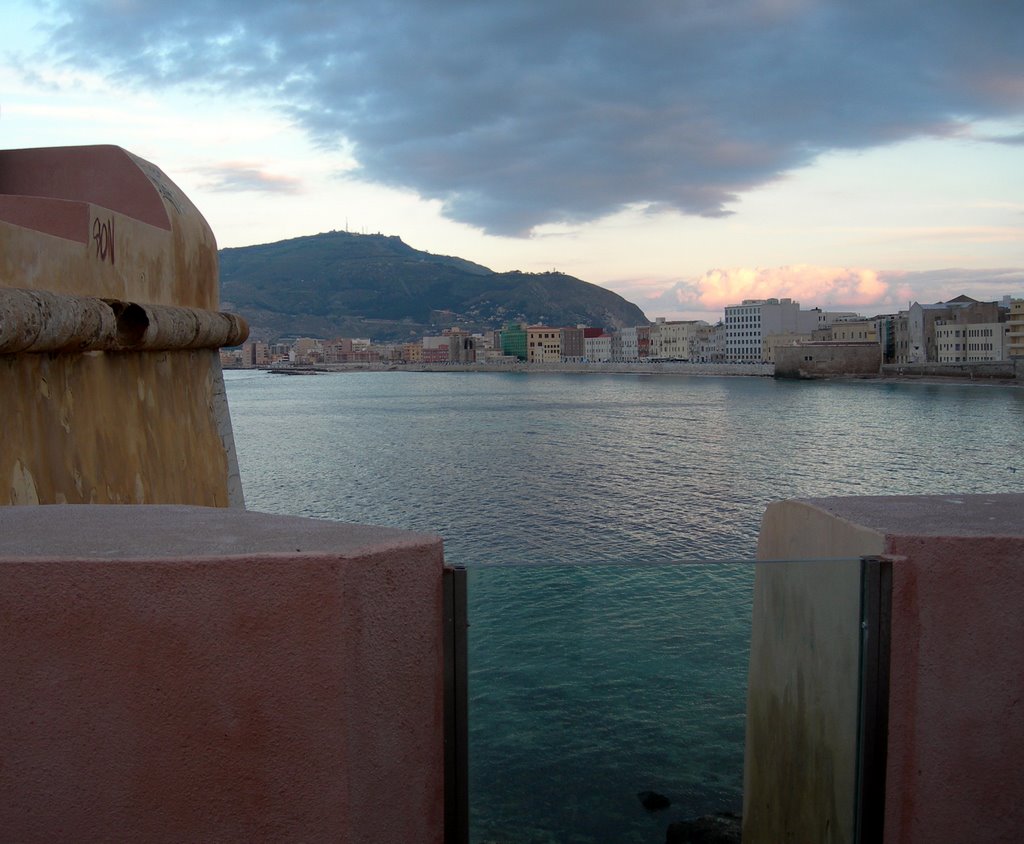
774, 342, 881, 378
1, 145, 244, 506
880, 361, 1018, 380
746, 494, 1024, 844
745, 502, 884, 844
0, 505, 446, 843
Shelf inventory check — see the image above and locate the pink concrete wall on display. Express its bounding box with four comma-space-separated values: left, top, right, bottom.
884, 534, 1024, 844
750, 494, 1024, 844
0, 506, 445, 843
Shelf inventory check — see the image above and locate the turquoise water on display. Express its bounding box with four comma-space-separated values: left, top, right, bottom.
225, 370, 1022, 841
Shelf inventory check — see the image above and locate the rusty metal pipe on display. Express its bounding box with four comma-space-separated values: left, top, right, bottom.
0, 287, 248, 354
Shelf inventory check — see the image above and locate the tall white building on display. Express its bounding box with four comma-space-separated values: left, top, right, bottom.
724, 299, 818, 362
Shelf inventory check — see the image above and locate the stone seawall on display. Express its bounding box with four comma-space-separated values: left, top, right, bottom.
881, 361, 1020, 380
296, 361, 776, 377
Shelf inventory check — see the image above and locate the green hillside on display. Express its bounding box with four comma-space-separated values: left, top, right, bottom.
218, 231, 649, 342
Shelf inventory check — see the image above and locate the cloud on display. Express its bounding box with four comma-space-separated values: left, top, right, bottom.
193, 162, 303, 194
641, 265, 1023, 320
656, 265, 891, 312
32, 0, 1024, 235
985, 131, 1024, 146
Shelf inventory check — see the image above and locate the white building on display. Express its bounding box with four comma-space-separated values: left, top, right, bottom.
935, 321, 1009, 363
584, 334, 612, 362
615, 327, 640, 361
723, 299, 818, 362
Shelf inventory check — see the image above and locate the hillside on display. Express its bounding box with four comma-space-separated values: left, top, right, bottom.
218, 231, 649, 342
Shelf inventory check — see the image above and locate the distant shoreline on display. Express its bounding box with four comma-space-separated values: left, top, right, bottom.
229, 360, 1022, 386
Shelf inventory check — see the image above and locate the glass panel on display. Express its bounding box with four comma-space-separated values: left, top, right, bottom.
466, 561, 753, 844
465, 558, 866, 844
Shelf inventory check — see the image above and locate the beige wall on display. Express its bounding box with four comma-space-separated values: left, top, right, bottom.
774, 342, 881, 377
1, 145, 243, 506
744, 501, 885, 844
2, 350, 238, 506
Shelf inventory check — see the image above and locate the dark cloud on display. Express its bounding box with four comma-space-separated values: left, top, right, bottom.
35, 0, 1024, 234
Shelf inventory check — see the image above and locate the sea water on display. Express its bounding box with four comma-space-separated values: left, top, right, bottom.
225, 370, 1022, 842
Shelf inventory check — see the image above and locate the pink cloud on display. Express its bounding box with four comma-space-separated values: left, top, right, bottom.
631, 266, 1023, 323
690, 265, 889, 310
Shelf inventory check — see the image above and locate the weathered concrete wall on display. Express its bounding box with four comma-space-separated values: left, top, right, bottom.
747, 494, 1024, 844
880, 361, 1018, 380
774, 342, 881, 378
0, 505, 446, 843
1, 145, 245, 506
2, 351, 239, 505
0, 146, 216, 308
745, 503, 883, 844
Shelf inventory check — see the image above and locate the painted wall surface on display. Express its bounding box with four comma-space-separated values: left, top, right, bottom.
1, 145, 242, 506
0, 505, 446, 843
745, 501, 884, 844
746, 495, 1024, 844
883, 531, 1024, 843
0, 146, 216, 309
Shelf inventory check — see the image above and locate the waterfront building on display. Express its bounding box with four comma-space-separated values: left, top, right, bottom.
724, 298, 818, 363
905, 296, 1002, 363
527, 325, 561, 363
774, 340, 882, 377
826, 319, 879, 343
1009, 299, 1024, 359
704, 322, 726, 363
649, 318, 707, 361
762, 331, 813, 364
637, 325, 651, 358
241, 340, 270, 367
290, 337, 323, 364
444, 328, 477, 364
559, 326, 585, 361
935, 321, 1009, 363
422, 334, 450, 363
613, 326, 639, 362
322, 338, 353, 363
584, 333, 612, 362
500, 322, 528, 361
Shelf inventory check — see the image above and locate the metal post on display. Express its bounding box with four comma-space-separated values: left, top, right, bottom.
854, 556, 892, 844
443, 566, 469, 844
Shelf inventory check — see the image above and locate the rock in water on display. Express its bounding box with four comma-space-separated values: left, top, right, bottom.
665, 812, 741, 843
638, 790, 671, 811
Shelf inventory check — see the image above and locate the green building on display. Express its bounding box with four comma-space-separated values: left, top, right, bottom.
501, 322, 528, 361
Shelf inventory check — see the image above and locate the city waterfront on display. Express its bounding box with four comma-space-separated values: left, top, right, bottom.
225, 370, 1023, 842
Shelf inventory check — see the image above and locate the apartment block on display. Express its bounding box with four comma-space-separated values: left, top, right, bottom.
649, 318, 707, 361
1009, 299, 1024, 359
527, 326, 561, 363
935, 322, 1009, 363
724, 298, 817, 363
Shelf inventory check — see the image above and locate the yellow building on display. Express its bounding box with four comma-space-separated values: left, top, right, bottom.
829, 319, 878, 343
527, 325, 561, 362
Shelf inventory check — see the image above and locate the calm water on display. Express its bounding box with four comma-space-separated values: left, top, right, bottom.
225, 370, 1022, 842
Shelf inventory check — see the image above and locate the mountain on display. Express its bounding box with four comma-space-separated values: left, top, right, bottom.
218, 230, 649, 342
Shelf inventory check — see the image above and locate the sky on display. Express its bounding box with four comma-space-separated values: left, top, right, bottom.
2, 0, 1022, 322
